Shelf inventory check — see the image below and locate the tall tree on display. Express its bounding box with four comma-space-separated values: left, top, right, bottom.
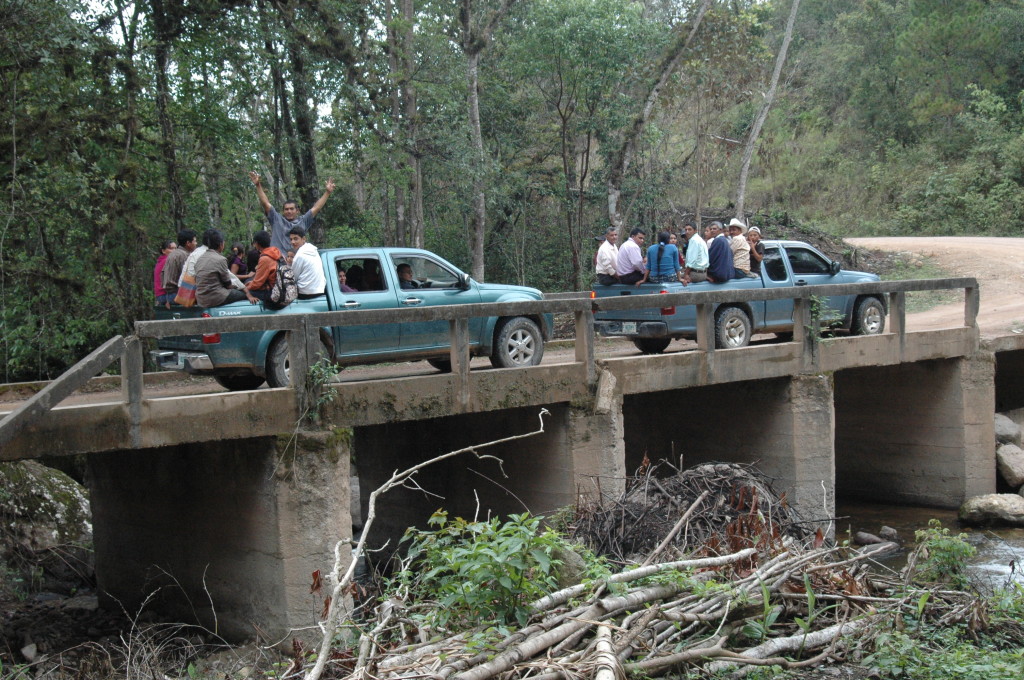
734, 0, 800, 219
458, 0, 517, 281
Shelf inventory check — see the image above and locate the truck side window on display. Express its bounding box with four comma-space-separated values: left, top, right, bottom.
787, 248, 831, 275
391, 256, 459, 288
763, 248, 787, 282
335, 258, 387, 292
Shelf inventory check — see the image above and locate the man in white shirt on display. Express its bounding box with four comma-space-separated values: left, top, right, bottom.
595, 227, 619, 286
287, 226, 327, 299
615, 228, 648, 286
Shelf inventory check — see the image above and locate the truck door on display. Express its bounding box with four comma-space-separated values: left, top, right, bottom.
760, 246, 797, 329
389, 254, 483, 350
330, 255, 403, 357
784, 245, 845, 324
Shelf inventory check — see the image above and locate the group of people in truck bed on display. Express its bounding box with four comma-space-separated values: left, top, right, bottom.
153, 172, 336, 308
595, 219, 765, 287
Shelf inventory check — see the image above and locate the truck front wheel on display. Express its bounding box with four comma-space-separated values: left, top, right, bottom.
490, 317, 544, 368
633, 338, 671, 354
715, 307, 752, 349
851, 296, 885, 335
266, 335, 290, 387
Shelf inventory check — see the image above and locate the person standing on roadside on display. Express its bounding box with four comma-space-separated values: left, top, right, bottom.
248, 171, 336, 254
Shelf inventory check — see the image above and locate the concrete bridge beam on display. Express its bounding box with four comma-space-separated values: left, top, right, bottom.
88, 430, 350, 642
835, 354, 996, 507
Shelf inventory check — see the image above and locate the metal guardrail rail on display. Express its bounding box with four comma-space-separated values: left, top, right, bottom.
0, 277, 979, 449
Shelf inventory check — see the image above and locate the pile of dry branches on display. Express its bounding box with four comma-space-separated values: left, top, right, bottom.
571, 461, 814, 563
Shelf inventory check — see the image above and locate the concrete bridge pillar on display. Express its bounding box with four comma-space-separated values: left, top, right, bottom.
835, 353, 995, 507
762, 373, 836, 526
87, 429, 351, 642
568, 370, 627, 505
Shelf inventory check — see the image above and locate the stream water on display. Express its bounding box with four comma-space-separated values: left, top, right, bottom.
836, 500, 1024, 588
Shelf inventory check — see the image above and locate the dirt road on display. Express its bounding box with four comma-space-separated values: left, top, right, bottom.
846, 236, 1024, 337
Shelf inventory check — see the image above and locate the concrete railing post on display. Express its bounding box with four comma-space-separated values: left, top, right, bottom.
965, 285, 980, 329
695, 303, 714, 352
889, 291, 906, 360
288, 321, 311, 418
449, 318, 470, 410
121, 336, 143, 448
575, 308, 595, 386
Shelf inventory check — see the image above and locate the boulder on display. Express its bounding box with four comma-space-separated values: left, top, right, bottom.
0, 461, 93, 588
994, 413, 1021, 446
879, 526, 900, 543
959, 494, 1024, 526
996, 443, 1024, 488
853, 531, 884, 546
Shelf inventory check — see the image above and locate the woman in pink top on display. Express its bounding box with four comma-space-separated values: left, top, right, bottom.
154, 239, 176, 306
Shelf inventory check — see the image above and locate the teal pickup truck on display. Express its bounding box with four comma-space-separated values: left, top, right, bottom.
152, 247, 551, 390
592, 240, 885, 352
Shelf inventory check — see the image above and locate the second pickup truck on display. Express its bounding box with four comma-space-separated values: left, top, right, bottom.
592, 239, 886, 352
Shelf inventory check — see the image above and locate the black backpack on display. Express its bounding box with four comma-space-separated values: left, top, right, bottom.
269, 256, 298, 307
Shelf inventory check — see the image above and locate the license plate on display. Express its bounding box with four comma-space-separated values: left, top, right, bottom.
621, 322, 637, 334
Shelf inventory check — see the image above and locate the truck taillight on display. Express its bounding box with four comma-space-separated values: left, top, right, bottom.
201, 312, 221, 344
659, 290, 675, 316
590, 291, 596, 299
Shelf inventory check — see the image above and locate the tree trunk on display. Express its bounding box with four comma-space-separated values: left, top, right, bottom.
400, 0, 424, 248
606, 0, 712, 233
734, 0, 801, 219
460, 0, 517, 281
466, 49, 487, 280
289, 41, 322, 241
150, 3, 185, 232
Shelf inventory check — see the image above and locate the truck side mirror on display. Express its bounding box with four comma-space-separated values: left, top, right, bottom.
830, 261, 841, 275
458, 273, 471, 290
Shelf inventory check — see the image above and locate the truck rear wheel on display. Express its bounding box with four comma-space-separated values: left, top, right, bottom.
715, 307, 752, 349
632, 338, 671, 354
266, 335, 290, 387
214, 374, 266, 391
490, 317, 544, 368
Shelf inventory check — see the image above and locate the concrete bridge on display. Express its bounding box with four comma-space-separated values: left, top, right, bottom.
2, 277, 1020, 641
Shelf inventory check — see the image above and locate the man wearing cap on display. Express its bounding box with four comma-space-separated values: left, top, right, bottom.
727, 218, 752, 275
681, 223, 709, 284
748, 226, 765, 276
615, 228, 648, 286
595, 227, 620, 286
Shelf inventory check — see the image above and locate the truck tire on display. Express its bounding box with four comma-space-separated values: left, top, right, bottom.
266, 335, 290, 387
715, 307, 752, 349
851, 296, 885, 335
632, 338, 671, 354
490, 317, 544, 368
214, 374, 266, 391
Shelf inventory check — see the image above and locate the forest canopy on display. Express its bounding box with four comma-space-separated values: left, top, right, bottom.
2, 0, 1023, 381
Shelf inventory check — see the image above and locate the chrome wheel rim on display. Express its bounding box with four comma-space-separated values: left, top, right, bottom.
723, 316, 747, 347
506, 329, 535, 365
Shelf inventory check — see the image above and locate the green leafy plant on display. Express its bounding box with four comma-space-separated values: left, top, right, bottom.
305, 357, 339, 422
910, 519, 976, 588
741, 580, 781, 642
393, 511, 568, 629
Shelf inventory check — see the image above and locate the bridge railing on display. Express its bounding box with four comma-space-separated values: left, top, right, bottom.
0, 277, 979, 446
